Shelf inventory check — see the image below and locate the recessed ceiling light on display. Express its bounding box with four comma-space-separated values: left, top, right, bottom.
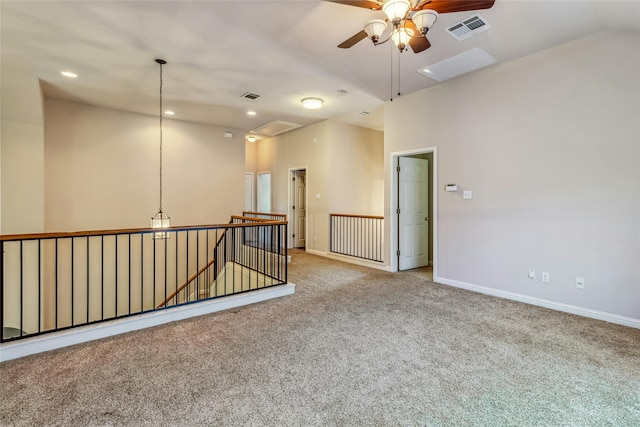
61, 71, 78, 78
247, 111, 257, 116
301, 97, 324, 109
164, 110, 175, 116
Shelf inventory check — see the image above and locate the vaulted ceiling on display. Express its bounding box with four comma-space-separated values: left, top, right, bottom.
2, 1, 639, 138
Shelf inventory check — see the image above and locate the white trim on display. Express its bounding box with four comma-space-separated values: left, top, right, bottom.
435, 276, 640, 329
389, 147, 438, 276
0, 284, 296, 362
306, 248, 392, 272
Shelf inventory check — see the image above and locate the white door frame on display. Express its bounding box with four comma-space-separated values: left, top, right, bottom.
288, 166, 308, 249
389, 147, 438, 276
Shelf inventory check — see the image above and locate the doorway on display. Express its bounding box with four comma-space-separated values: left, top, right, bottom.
391, 148, 437, 275
257, 172, 271, 213
289, 168, 306, 249
244, 172, 254, 212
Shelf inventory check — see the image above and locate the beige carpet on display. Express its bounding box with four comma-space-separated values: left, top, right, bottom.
1, 249, 639, 426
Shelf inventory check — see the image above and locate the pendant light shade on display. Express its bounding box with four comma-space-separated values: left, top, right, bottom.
364, 19, 387, 43
382, 0, 411, 26
391, 27, 414, 51
412, 9, 438, 35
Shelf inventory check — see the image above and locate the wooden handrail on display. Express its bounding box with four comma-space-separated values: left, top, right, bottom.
0, 220, 287, 242
242, 211, 287, 221
330, 213, 384, 220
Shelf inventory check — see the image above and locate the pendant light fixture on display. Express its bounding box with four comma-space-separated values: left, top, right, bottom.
151, 58, 171, 239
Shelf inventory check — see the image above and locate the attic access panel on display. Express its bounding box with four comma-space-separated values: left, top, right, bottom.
250, 120, 303, 137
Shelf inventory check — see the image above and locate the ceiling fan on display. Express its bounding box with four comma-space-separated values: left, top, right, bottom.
326, 0, 496, 53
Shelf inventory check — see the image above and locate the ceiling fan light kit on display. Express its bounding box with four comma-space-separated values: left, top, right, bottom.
329, 0, 495, 53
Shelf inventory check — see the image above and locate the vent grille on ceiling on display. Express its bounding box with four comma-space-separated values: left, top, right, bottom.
241, 92, 261, 100
446, 14, 492, 41
250, 120, 303, 137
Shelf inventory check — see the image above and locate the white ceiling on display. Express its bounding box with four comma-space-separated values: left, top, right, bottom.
2, 1, 639, 138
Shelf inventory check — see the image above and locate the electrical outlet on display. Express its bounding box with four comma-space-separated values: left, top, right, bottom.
576, 277, 585, 289
542, 272, 550, 283
528, 269, 536, 279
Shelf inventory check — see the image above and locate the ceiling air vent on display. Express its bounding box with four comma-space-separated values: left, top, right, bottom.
446, 14, 492, 41
241, 92, 261, 100
250, 120, 302, 137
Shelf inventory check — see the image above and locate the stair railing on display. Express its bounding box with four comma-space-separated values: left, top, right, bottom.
1, 218, 287, 343
329, 213, 384, 262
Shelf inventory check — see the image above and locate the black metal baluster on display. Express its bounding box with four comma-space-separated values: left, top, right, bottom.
39, 240, 42, 333
19, 241, 23, 337
141, 234, 144, 312
101, 236, 104, 320
55, 239, 59, 329
128, 234, 131, 315
71, 238, 74, 326
174, 231, 178, 306
196, 231, 200, 301
86, 237, 89, 323
115, 235, 118, 318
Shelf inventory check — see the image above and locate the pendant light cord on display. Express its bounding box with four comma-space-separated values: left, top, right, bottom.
158, 60, 164, 214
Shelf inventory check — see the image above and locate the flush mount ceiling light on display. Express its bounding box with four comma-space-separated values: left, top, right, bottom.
301, 97, 324, 109
247, 111, 257, 116
247, 136, 257, 143
61, 71, 78, 78
164, 110, 175, 116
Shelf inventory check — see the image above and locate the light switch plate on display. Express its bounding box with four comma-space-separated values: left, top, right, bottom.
463, 190, 472, 199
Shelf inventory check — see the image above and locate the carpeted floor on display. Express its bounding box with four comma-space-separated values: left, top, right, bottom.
1, 249, 639, 426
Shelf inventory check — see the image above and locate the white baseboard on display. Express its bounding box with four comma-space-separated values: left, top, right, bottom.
435, 276, 640, 329
305, 249, 392, 272
0, 283, 296, 363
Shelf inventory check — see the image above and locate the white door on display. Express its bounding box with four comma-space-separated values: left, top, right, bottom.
398, 157, 429, 270
244, 173, 254, 212
292, 170, 306, 248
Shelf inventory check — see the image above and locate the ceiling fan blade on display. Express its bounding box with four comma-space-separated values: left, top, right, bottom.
416, 0, 495, 14
323, 0, 382, 10
338, 30, 369, 49
405, 19, 431, 53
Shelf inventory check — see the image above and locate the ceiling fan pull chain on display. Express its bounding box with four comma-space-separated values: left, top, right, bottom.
398, 48, 401, 97
390, 43, 394, 101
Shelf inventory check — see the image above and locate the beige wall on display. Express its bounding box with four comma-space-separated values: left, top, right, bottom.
385, 31, 640, 319
256, 120, 384, 253
44, 98, 245, 231
1, 65, 46, 234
